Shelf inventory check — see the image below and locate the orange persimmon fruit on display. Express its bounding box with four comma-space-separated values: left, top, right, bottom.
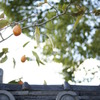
13, 24, 22, 36
18, 80, 23, 85
21, 55, 26, 63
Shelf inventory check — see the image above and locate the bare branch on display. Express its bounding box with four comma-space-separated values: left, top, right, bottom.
47, 2, 59, 14
0, 32, 4, 40
0, 34, 13, 43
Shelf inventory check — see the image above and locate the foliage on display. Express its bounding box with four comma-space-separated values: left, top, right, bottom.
32, 51, 45, 66
8, 77, 23, 84
0, 19, 9, 29
0, 0, 100, 82
35, 26, 40, 46
0, 48, 8, 63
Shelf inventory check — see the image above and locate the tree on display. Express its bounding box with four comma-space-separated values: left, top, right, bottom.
0, 0, 100, 82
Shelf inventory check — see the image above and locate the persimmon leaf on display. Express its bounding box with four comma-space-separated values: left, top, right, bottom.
8, 80, 18, 84
0, 19, 9, 29
0, 55, 8, 63
0, 52, 4, 58
46, 33, 54, 48
35, 26, 40, 46
26, 57, 33, 61
23, 41, 30, 47
32, 51, 40, 65
73, 15, 83, 31
32, 51, 45, 66
62, 4, 67, 11
2, 48, 8, 54
13, 58, 16, 68
0, 13, 4, 18
40, 60, 45, 65
32, 51, 40, 60
93, 9, 100, 16
36, 59, 40, 66
43, 80, 47, 85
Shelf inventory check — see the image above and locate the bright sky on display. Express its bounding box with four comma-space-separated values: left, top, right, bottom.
1, 27, 100, 86
0, 27, 64, 85
74, 59, 100, 85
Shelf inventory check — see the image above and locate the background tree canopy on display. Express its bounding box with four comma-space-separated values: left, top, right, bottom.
0, 0, 100, 82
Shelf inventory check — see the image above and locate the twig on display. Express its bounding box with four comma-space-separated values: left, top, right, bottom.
18, 13, 38, 23
48, 2, 58, 14
0, 34, 13, 43
22, 7, 69, 29
23, 0, 72, 29
0, 32, 4, 40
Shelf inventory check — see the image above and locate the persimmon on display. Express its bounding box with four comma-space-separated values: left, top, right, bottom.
18, 80, 23, 85
13, 24, 22, 36
21, 55, 26, 63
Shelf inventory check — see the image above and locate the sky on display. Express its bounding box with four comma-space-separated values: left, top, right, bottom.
74, 58, 100, 85
0, 27, 64, 85
1, 27, 100, 86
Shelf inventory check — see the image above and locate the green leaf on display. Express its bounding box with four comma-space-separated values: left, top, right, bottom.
8, 77, 23, 84
0, 19, 9, 29
32, 51, 40, 60
2, 48, 8, 54
36, 59, 40, 66
0, 48, 8, 58
46, 33, 54, 48
26, 57, 30, 61
32, 51, 41, 66
35, 26, 40, 46
0, 55, 8, 63
93, 9, 100, 16
34, 46, 38, 49
40, 60, 45, 65
0, 52, 4, 58
0, 13, 4, 18
8, 80, 18, 84
62, 4, 67, 11
23, 41, 30, 47
13, 58, 16, 68
43, 80, 47, 85
26, 57, 33, 61
73, 15, 83, 31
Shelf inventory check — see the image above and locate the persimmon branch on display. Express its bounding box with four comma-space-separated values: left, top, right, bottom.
0, 34, 13, 43
0, 0, 72, 43
0, 32, 4, 40
22, 1, 71, 29
47, 2, 59, 14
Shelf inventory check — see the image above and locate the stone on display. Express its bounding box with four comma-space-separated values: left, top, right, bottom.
56, 91, 79, 100
0, 90, 15, 100
0, 68, 3, 83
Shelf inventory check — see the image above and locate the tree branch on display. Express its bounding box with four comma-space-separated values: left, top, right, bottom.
0, 32, 4, 40
0, 1, 72, 43
22, 7, 69, 29
47, 2, 59, 14
0, 34, 13, 43
23, 0, 71, 29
